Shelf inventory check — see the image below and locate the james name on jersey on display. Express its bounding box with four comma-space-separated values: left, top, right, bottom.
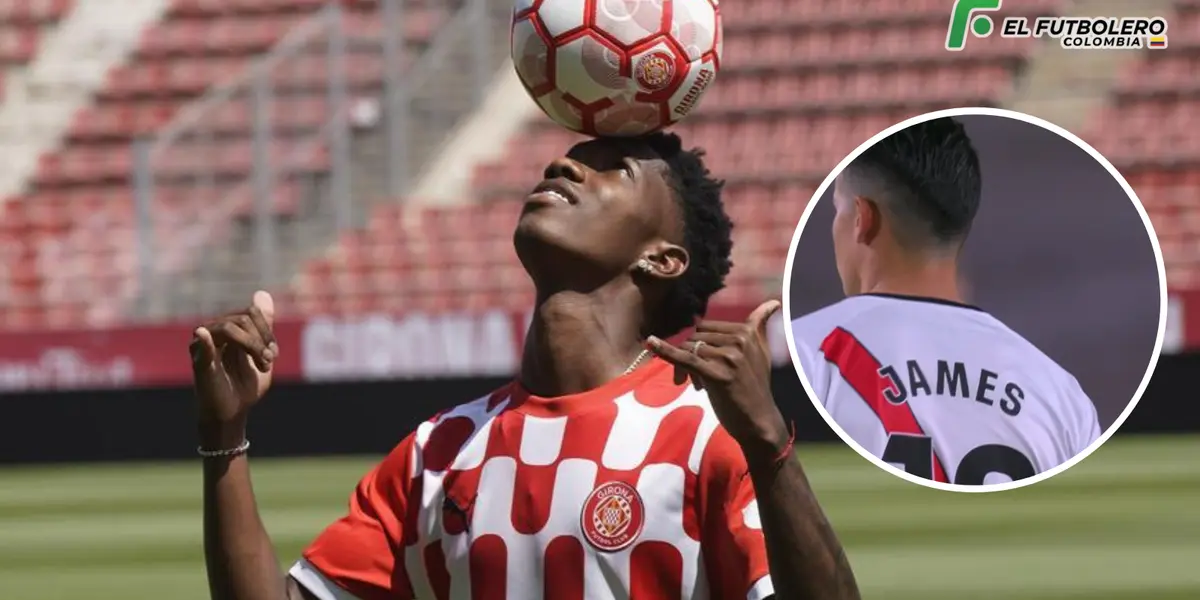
879, 358, 1023, 418
792, 294, 1101, 486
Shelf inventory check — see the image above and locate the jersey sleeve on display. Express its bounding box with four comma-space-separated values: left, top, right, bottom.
289, 434, 419, 600
791, 325, 832, 409
1068, 378, 1103, 456
698, 427, 775, 600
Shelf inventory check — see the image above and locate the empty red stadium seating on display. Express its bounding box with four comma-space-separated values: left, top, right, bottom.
15, 0, 1200, 328
0, 0, 448, 328
285, 0, 1058, 316
1078, 1, 1200, 290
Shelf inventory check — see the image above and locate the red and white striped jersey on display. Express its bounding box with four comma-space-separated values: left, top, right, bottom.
288, 357, 774, 600
791, 294, 1101, 486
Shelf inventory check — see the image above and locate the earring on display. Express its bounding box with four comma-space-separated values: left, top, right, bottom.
636, 258, 653, 273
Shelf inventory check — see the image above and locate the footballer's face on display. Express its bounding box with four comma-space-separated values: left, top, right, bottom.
831, 176, 863, 296
514, 137, 687, 288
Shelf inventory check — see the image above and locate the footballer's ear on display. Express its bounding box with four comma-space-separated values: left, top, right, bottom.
852, 195, 883, 245
636, 242, 688, 280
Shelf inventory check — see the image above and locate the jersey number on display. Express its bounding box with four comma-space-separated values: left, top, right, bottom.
882, 434, 1036, 485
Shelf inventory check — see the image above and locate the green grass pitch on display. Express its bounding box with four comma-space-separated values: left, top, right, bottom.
1, 435, 1197, 599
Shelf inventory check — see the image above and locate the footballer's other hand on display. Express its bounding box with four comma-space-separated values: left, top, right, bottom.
190, 290, 278, 436
646, 299, 790, 465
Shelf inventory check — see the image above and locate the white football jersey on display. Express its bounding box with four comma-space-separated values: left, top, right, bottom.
791, 293, 1101, 486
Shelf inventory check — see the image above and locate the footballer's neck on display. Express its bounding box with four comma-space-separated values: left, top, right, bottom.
520, 282, 647, 398
861, 250, 965, 305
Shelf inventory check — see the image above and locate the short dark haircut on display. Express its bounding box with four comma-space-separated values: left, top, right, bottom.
842, 117, 982, 248
643, 131, 732, 337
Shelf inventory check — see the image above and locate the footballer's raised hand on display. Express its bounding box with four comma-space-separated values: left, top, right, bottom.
646, 299, 789, 464
190, 290, 278, 445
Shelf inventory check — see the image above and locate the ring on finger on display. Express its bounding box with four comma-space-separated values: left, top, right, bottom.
691, 340, 707, 355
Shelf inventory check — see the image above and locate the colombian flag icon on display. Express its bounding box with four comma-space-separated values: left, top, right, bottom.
1149, 36, 1168, 49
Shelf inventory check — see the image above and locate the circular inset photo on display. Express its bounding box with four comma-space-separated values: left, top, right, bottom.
783, 107, 1166, 492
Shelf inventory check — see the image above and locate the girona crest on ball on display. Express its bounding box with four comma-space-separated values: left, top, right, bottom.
580, 480, 646, 552
635, 51, 676, 91
511, 0, 723, 137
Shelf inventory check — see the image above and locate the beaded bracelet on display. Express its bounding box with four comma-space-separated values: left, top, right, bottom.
197, 439, 250, 458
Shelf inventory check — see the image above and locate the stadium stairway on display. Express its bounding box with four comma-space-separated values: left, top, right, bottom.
1003, 0, 1177, 131
0, 0, 74, 199
0, 0, 169, 199
138, 0, 518, 319
408, 63, 541, 206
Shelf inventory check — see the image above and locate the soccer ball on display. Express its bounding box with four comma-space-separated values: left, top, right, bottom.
510, 0, 722, 137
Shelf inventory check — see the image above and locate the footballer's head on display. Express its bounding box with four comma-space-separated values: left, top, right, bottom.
830, 117, 982, 296
513, 132, 732, 337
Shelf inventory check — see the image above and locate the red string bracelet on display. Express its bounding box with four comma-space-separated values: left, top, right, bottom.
738, 422, 799, 481
771, 421, 797, 471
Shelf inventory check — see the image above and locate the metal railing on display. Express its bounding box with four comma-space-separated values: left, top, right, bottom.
54, 0, 509, 322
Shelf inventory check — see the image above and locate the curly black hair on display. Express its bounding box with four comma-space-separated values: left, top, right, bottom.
844, 116, 982, 248
642, 131, 733, 337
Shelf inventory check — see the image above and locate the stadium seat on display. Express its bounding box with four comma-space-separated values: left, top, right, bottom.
0, 0, 73, 101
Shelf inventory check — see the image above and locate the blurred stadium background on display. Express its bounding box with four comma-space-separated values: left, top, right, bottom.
0, 0, 1198, 598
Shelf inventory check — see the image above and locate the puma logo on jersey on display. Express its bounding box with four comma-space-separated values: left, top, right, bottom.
878, 359, 1023, 417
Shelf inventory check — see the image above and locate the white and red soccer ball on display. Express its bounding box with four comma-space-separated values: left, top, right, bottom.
510, 0, 722, 137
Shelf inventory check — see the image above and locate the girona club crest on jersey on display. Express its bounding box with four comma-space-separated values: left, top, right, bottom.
580, 480, 645, 552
